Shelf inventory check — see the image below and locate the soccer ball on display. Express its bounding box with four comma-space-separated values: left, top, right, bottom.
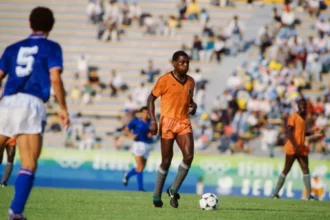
199, 193, 219, 210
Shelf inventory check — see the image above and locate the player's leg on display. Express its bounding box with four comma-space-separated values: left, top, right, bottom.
123, 142, 146, 188
153, 138, 175, 207
9, 134, 42, 215
135, 156, 147, 191
1, 144, 16, 186
167, 132, 194, 208
273, 154, 296, 198
0, 135, 9, 169
296, 155, 315, 200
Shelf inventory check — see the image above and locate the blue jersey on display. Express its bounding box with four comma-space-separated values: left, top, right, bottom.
0, 34, 63, 102
127, 118, 152, 144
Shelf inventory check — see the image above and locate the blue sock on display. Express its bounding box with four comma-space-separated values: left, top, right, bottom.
126, 168, 137, 180
137, 171, 143, 191
10, 169, 34, 214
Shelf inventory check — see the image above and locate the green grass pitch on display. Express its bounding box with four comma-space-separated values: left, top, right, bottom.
0, 187, 329, 220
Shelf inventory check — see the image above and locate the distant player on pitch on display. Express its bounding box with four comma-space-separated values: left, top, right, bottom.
148, 51, 197, 208
0, 137, 16, 187
272, 99, 316, 200
123, 106, 152, 192
0, 7, 70, 219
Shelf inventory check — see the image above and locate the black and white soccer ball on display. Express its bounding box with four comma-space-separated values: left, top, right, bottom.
199, 193, 219, 210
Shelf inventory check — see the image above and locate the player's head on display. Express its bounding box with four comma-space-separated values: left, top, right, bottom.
297, 98, 307, 114
172, 51, 189, 75
29, 7, 55, 35
140, 106, 149, 120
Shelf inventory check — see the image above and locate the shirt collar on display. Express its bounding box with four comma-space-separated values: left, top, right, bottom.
29, 33, 47, 39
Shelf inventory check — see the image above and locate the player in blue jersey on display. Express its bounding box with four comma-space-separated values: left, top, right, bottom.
122, 106, 152, 191
0, 7, 70, 220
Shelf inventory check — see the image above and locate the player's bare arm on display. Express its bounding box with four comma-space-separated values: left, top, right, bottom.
0, 70, 4, 83
189, 98, 197, 115
287, 126, 298, 153
50, 68, 70, 130
147, 94, 158, 135
123, 126, 137, 140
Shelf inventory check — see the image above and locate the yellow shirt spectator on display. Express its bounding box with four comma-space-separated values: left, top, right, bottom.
186, 2, 200, 16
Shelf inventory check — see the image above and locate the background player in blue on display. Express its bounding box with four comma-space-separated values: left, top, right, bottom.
123, 106, 152, 192
0, 7, 70, 220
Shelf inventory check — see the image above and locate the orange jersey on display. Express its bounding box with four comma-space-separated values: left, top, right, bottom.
284, 113, 308, 156
151, 72, 195, 124
5, 137, 16, 147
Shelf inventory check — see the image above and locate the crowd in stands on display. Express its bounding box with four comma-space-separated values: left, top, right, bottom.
191, 0, 330, 157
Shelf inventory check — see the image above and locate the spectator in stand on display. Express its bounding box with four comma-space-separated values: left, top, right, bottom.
164, 16, 178, 37
191, 35, 203, 60
190, 68, 208, 91
199, 35, 215, 62
178, 0, 187, 20
315, 17, 330, 38
76, 54, 89, 85
214, 35, 226, 63
143, 15, 156, 35
141, 59, 160, 83
109, 70, 128, 97
314, 97, 325, 114
129, 1, 142, 24
186, 0, 200, 20
132, 82, 149, 108
227, 15, 245, 56
257, 25, 273, 57
124, 95, 139, 113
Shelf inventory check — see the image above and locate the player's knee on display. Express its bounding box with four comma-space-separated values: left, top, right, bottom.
7, 156, 15, 163
302, 167, 309, 175
161, 158, 172, 170
21, 161, 38, 172
136, 164, 145, 172
183, 154, 194, 166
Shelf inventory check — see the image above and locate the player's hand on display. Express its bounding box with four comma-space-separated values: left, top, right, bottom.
60, 109, 70, 131
147, 132, 153, 138
150, 122, 158, 136
293, 145, 298, 155
130, 134, 137, 140
188, 102, 197, 115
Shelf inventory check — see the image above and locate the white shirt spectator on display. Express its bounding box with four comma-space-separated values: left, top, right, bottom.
324, 102, 330, 117
132, 85, 149, 107
214, 40, 225, 51
110, 75, 124, 88
315, 115, 327, 128
104, 2, 121, 22
129, 3, 142, 18
315, 20, 330, 34
190, 72, 203, 84
86, 2, 95, 17
247, 113, 258, 126
124, 98, 138, 111
227, 74, 241, 89
195, 89, 206, 109
308, 0, 320, 9
281, 10, 295, 26
247, 98, 260, 112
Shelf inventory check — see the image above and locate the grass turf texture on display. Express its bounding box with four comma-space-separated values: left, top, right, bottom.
0, 187, 329, 220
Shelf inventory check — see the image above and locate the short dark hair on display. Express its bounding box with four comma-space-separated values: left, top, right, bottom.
140, 106, 148, 112
172, 51, 189, 61
30, 7, 55, 33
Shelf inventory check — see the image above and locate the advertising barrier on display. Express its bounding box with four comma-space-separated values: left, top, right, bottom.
1, 148, 329, 200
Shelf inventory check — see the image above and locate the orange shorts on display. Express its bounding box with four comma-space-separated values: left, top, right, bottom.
5, 137, 16, 147
284, 144, 309, 156
160, 116, 192, 139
